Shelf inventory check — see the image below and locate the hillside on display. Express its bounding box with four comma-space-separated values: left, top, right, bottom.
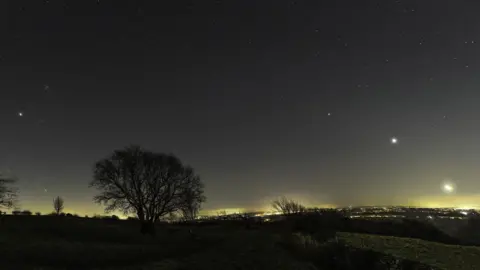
1, 215, 480, 269
339, 232, 480, 270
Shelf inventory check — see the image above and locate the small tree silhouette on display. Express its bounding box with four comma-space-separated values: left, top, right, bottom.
53, 196, 64, 215
272, 196, 306, 215
21, 210, 32, 215
0, 175, 18, 209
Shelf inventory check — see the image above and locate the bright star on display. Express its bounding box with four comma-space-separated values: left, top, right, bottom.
390, 137, 398, 144
18, 112, 23, 117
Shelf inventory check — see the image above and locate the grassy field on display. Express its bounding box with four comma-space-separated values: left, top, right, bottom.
339, 232, 480, 270
1, 215, 479, 269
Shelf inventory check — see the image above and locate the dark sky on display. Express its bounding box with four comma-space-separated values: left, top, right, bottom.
2, 0, 480, 215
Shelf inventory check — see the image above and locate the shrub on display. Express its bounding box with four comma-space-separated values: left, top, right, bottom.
21, 210, 32, 215
35, 212, 41, 216
272, 196, 306, 215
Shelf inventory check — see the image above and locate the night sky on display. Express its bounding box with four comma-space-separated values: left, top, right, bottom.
2, 0, 480, 215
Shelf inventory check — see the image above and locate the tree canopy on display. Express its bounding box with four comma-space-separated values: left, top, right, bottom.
90, 145, 205, 234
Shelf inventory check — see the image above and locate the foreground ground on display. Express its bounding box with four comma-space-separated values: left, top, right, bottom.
1, 216, 479, 269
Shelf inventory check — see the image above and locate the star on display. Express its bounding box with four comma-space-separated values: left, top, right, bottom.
18, 112, 23, 117
390, 137, 398, 144
327, 112, 332, 116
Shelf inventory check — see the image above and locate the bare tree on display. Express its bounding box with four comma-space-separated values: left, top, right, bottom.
53, 196, 64, 215
90, 145, 206, 235
272, 196, 306, 215
0, 175, 18, 210
179, 188, 202, 221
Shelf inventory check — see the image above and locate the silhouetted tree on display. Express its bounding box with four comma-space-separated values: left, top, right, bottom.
272, 196, 306, 215
35, 212, 41, 216
180, 187, 203, 221
21, 210, 32, 215
90, 145, 206, 235
0, 175, 18, 209
53, 196, 64, 215
12, 210, 21, 215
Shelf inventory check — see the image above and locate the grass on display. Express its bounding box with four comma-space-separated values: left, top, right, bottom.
1, 215, 480, 269
339, 232, 480, 270
0, 216, 312, 269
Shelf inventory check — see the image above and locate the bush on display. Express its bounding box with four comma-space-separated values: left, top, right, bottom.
35, 212, 41, 216
21, 210, 32, 215
272, 196, 306, 215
